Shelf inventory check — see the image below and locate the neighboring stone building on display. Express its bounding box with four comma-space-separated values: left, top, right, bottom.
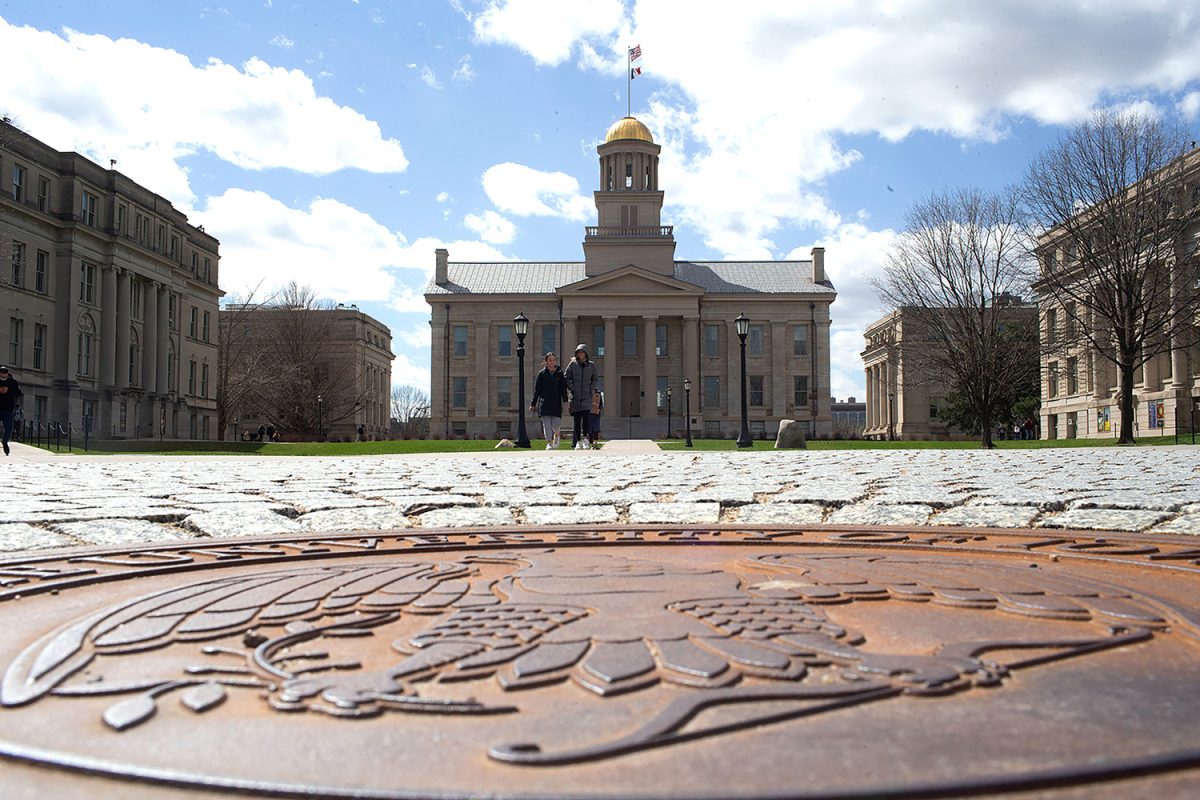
426, 116, 836, 440
1, 119, 220, 439
830, 397, 866, 437
1034, 148, 1200, 440
861, 310, 964, 441
221, 303, 393, 442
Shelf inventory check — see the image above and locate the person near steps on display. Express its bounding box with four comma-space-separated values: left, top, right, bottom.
588, 388, 603, 447
0, 365, 23, 456
530, 352, 568, 449
564, 344, 598, 450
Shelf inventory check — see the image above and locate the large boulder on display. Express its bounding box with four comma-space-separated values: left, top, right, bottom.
774, 419, 808, 449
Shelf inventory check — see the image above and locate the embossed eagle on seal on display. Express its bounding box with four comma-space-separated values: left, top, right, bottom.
0, 549, 1177, 764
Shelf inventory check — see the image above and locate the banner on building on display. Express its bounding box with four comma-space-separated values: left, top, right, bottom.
1150, 400, 1165, 429
1098, 406, 1110, 432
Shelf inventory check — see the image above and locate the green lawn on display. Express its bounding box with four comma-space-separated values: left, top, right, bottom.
655, 435, 1198, 450
24, 434, 1194, 456
26, 438, 573, 456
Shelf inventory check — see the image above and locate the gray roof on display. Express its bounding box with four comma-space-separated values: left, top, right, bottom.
426, 260, 835, 296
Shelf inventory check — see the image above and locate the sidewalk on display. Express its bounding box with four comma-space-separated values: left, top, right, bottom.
598, 439, 662, 454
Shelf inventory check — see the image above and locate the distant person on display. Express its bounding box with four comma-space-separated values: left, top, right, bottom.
1023, 417, 1035, 440
564, 344, 597, 450
357, 425, 365, 442
530, 352, 567, 449
588, 388, 603, 447
0, 365, 21, 456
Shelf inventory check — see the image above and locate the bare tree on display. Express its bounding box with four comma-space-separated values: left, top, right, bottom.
875, 187, 1040, 448
1023, 110, 1200, 443
391, 385, 430, 439
216, 282, 275, 440
252, 282, 369, 437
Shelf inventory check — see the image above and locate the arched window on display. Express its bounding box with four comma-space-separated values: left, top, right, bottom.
77, 314, 96, 377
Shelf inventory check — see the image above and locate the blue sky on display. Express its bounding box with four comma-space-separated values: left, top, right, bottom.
3, 1, 1199, 401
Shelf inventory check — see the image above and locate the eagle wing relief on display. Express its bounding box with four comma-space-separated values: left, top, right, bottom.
0, 558, 545, 728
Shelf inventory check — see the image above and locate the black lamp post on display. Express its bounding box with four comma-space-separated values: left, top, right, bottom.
886, 390, 895, 441
317, 394, 324, 440
666, 385, 672, 440
683, 378, 693, 447
735, 312, 752, 448
514, 313, 531, 448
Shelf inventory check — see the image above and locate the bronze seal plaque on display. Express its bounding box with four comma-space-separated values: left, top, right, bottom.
1, 526, 1199, 798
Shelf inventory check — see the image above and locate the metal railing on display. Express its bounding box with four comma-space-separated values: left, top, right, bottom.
585, 226, 673, 238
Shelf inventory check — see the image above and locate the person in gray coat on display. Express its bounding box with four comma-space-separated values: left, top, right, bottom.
564, 344, 598, 450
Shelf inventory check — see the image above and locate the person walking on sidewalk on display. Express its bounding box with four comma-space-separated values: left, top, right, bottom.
530, 352, 568, 449
0, 365, 23, 456
588, 388, 603, 447
564, 344, 597, 450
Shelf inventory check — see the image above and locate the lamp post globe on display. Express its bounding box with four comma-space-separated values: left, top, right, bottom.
735, 313, 752, 448
514, 313, 531, 448
683, 378, 693, 448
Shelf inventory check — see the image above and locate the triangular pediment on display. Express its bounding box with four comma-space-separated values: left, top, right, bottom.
558, 265, 702, 296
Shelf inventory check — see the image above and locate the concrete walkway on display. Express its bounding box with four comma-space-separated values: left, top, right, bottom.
597, 439, 661, 454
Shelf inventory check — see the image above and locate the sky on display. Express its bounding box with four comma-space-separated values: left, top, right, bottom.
3, 1, 1199, 403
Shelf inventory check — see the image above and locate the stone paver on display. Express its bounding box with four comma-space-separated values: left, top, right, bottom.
417, 507, 516, 528
930, 504, 1040, 528
734, 504, 825, 525
0, 523, 76, 552
1151, 513, 1200, 535
0, 448, 1194, 552
297, 507, 413, 532
1036, 508, 1171, 532
50, 519, 197, 545
827, 503, 934, 526
183, 509, 302, 537
628, 503, 721, 524
524, 505, 619, 525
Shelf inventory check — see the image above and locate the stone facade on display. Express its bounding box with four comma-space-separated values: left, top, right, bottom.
426, 117, 836, 440
1034, 147, 1200, 440
1, 120, 220, 439
861, 310, 962, 441
220, 304, 394, 441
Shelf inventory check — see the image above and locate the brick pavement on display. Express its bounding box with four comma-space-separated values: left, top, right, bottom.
3, 447, 1198, 553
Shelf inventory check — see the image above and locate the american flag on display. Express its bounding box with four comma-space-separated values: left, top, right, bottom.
629, 44, 642, 61
630, 66, 642, 79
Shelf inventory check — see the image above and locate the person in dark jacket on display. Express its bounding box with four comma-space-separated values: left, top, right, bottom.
564, 344, 598, 450
529, 352, 568, 449
0, 365, 23, 456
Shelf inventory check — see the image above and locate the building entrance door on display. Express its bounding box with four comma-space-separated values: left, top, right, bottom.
621, 376, 641, 418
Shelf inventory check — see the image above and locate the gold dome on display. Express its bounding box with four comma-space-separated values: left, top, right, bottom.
604, 116, 654, 144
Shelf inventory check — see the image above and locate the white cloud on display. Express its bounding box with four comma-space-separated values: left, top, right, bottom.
415, 64, 441, 89
463, 210, 517, 244
396, 324, 432, 350
391, 353, 432, 392
482, 162, 592, 220
472, 1, 1200, 257
0, 18, 407, 209
1178, 92, 1200, 119
436, 191, 452, 203
370, 7, 385, 24
269, 33, 294, 49
785, 222, 898, 401
453, 55, 475, 83
470, 0, 624, 65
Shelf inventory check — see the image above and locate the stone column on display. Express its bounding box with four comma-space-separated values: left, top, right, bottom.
771, 321, 787, 418
474, 322, 490, 418
156, 286, 169, 392
682, 315, 699, 420
142, 281, 159, 393
115, 269, 131, 390
864, 365, 874, 430
100, 266, 117, 387
603, 316, 618, 404
643, 316, 658, 418
727, 320, 741, 420
564, 317, 577, 356
1092, 347, 1106, 399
